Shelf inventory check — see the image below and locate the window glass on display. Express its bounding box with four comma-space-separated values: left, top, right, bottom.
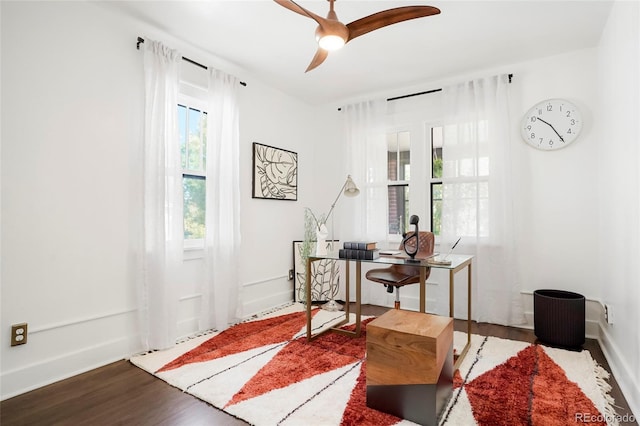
432, 126, 443, 179
430, 126, 444, 235
387, 133, 398, 181
183, 175, 205, 239
442, 181, 489, 238
387, 131, 411, 235
431, 182, 442, 235
178, 103, 207, 243
178, 105, 187, 168
388, 185, 409, 236
187, 107, 206, 171
387, 131, 410, 181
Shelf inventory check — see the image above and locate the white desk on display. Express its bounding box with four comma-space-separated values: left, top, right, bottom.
305, 253, 473, 370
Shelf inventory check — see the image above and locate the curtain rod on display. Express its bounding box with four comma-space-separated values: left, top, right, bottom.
338, 73, 513, 111
136, 37, 247, 87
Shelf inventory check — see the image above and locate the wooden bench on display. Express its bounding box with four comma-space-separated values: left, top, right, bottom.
366, 309, 453, 425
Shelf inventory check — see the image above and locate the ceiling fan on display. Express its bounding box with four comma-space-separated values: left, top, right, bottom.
274, 0, 441, 72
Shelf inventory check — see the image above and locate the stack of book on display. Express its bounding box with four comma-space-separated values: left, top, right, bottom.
338, 241, 380, 260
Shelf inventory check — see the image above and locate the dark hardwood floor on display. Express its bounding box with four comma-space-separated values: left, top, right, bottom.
2, 304, 636, 426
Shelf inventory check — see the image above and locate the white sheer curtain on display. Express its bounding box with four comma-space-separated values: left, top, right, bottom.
200, 69, 242, 332
140, 40, 183, 350
440, 74, 524, 325
342, 99, 388, 242
341, 100, 387, 304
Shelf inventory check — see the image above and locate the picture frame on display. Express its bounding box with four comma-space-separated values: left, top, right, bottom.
252, 142, 297, 200
292, 240, 340, 303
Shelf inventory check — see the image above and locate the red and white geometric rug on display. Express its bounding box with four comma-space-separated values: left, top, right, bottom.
130, 304, 619, 425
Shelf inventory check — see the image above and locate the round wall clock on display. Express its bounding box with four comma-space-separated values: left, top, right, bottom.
520, 98, 583, 150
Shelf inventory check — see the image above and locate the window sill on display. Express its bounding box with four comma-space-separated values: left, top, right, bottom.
183, 243, 205, 261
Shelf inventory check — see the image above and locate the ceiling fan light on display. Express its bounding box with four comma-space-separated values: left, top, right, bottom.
318, 34, 345, 51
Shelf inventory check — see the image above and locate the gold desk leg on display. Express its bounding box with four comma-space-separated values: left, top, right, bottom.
355, 261, 362, 336
467, 261, 472, 346
306, 257, 312, 342
451, 258, 473, 371
420, 267, 426, 313
454, 341, 471, 370
345, 260, 351, 319
449, 269, 455, 318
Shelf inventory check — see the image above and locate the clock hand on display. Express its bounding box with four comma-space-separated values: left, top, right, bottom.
536, 117, 565, 142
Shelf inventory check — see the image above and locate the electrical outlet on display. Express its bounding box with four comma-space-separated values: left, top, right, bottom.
11, 323, 28, 346
288, 269, 294, 281
604, 304, 614, 325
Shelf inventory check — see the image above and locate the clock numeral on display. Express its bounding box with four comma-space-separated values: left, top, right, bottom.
530, 116, 537, 123
566, 111, 571, 117
570, 119, 576, 125
546, 104, 553, 111
567, 128, 572, 134
537, 109, 543, 115
526, 125, 531, 131
530, 133, 536, 139
548, 140, 554, 147
539, 138, 544, 145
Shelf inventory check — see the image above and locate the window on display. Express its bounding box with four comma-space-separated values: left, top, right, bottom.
178, 104, 207, 245
385, 125, 443, 237
387, 131, 411, 236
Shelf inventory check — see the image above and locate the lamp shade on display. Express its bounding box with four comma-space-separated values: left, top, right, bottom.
323, 175, 360, 225
343, 175, 359, 197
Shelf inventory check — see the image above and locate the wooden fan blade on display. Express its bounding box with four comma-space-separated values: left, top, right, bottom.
273, 0, 325, 26
305, 48, 329, 72
346, 6, 441, 41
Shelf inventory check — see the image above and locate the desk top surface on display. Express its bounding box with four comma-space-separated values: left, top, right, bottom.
309, 252, 473, 270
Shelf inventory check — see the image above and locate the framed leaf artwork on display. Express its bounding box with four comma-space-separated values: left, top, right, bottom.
292, 240, 340, 303
252, 142, 297, 200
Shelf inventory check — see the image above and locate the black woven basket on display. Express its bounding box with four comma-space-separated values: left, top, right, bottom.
534, 289, 585, 348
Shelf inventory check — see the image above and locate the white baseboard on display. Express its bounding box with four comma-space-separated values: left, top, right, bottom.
520, 312, 601, 339
1, 336, 137, 400
241, 289, 293, 319
597, 323, 640, 420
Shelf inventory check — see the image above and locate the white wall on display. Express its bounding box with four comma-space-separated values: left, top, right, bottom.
0, 1, 329, 399
1, 1, 143, 399
237, 79, 336, 317
596, 0, 640, 417
511, 49, 600, 300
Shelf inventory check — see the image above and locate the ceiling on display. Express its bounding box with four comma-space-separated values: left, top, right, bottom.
104, 1, 613, 105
